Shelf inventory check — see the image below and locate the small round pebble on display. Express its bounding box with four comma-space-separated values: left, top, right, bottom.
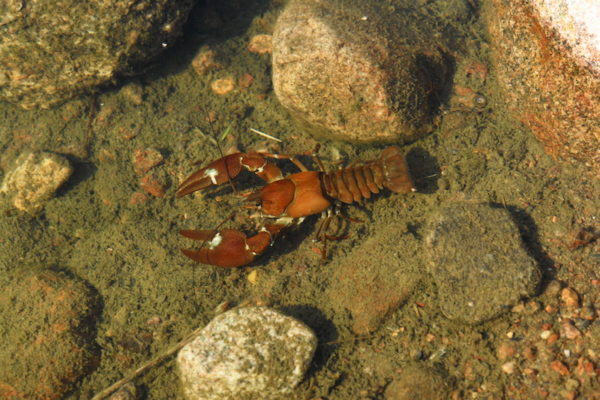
247, 34, 273, 54
560, 287, 580, 308
211, 77, 235, 95
177, 306, 317, 400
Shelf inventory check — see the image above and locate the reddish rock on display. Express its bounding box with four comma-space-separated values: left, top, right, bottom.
484, 0, 600, 176
247, 34, 273, 54
560, 287, 580, 308
497, 343, 517, 360
132, 148, 163, 175
560, 320, 582, 340
550, 360, 570, 376
191, 47, 224, 76
129, 191, 149, 205
0, 269, 99, 399
238, 73, 254, 89
326, 224, 419, 335
139, 174, 166, 197
546, 332, 560, 344
575, 357, 596, 378
272, 0, 447, 143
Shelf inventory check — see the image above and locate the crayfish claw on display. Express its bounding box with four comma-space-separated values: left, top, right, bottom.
180, 248, 205, 263
176, 178, 215, 198
179, 229, 217, 241
179, 228, 271, 268
176, 154, 244, 198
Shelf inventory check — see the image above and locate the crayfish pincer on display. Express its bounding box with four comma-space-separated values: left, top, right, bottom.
176, 146, 414, 267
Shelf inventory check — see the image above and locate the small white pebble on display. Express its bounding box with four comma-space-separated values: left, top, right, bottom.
540, 330, 552, 339
506, 331, 514, 339
501, 362, 515, 374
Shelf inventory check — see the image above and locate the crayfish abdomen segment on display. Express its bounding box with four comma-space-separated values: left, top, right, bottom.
322, 146, 414, 204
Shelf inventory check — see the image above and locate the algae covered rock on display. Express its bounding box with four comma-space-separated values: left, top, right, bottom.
273, 0, 448, 143
0, 0, 194, 109
177, 306, 317, 400
0, 268, 100, 400
327, 224, 420, 335
385, 365, 454, 400
425, 202, 541, 324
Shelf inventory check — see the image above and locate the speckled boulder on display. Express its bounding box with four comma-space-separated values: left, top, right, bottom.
272, 0, 447, 143
484, 0, 600, 175
177, 306, 317, 400
0, 0, 194, 109
0, 151, 73, 214
425, 202, 541, 324
0, 268, 100, 400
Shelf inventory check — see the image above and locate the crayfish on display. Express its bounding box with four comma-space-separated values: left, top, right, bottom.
176, 146, 414, 267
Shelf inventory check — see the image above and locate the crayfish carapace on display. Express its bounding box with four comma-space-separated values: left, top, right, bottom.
176, 146, 414, 267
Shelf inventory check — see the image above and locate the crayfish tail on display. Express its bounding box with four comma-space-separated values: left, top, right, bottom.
379, 146, 415, 194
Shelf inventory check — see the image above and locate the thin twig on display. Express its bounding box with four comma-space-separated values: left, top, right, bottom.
249, 128, 283, 143
91, 324, 206, 400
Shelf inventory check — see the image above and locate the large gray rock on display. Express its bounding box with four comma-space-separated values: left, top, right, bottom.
0, 0, 194, 109
425, 202, 541, 324
177, 306, 317, 400
272, 0, 447, 143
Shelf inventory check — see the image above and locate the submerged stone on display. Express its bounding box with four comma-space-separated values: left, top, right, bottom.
425, 202, 541, 324
484, 0, 600, 176
327, 224, 420, 335
385, 365, 454, 400
0, 0, 194, 109
272, 0, 447, 143
0, 151, 73, 214
0, 268, 100, 400
177, 306, 317, 400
